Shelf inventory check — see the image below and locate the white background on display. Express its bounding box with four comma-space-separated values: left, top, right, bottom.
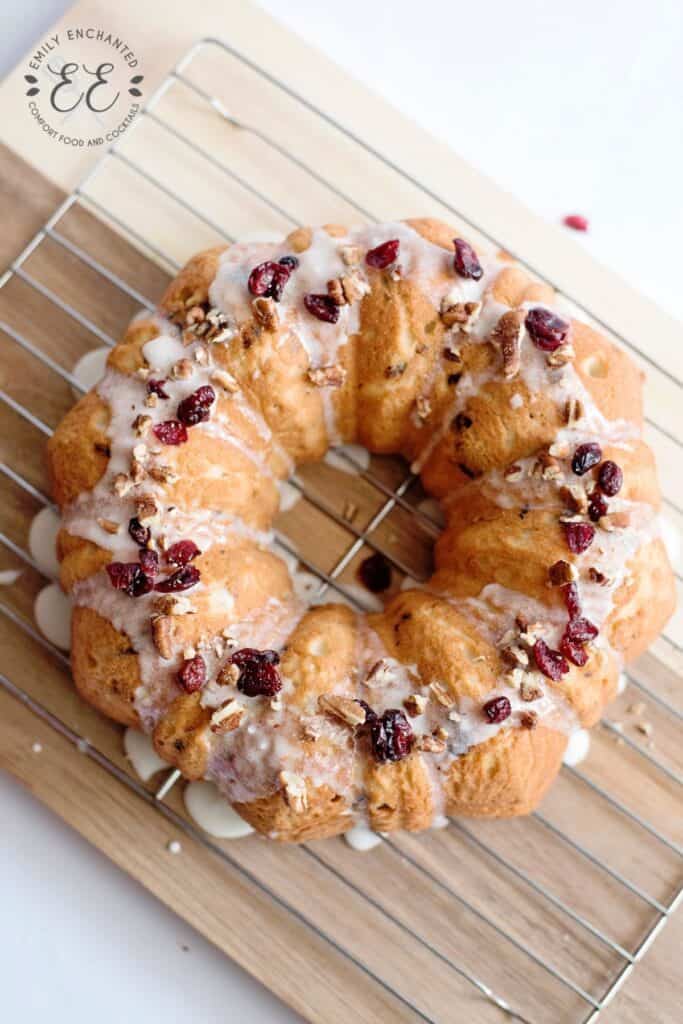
0, 1, 681, 1022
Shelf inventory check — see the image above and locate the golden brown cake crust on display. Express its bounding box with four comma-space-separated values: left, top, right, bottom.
48, 219, 675, 842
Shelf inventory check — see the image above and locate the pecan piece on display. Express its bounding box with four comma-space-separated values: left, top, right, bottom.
519, 679, 543, 702
252, 296, 279, 330
430, 681, 455, 708
416, 733, 447, 754
340, 272, 370, 303
210, 699, 246, 734
97, 517, 120, 535
440, 298, 482, 332
403, 693, 427, 717
564, 397, 583, 426
491, 309, 525, 379
318, 694, 367, 727
306, 364, 347, 388
152, 615, 175, 660
548, 559, 579, 586
280, 771, 308, 813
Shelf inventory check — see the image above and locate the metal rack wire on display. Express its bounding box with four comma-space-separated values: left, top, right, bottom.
0, 37, 681, 1023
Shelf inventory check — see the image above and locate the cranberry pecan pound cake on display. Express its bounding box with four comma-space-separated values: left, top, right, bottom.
47, 219, 676, 841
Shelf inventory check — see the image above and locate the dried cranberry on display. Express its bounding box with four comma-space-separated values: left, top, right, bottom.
564, 617, 599, 644
106, 562, 153, 597
177, 386, 215, 427
598, 460, 623, 496
564, 521, 595, 554
563, 215, 589, 232
248, 260, 291, 301
128, 517, 150, 546
139, 548, 159, 577
453, 238, 483, 280
303, 293, 340, 324
166, 540, 201, 567
525, 308, 570, 351
147, 379, 169, 399
178, 655, 206, 694
560, 636, 588, 667
534, 639, 569, 680
153, 420, 188, 445
572, 442, 602, 476
231, 648, 282, 697
278, 255, 299, 270
366, 239, 400, 269
358, 552, 392, 594
370, 709, 414, 763
562, 582, 582, 620
588, 492, 609, 522
154, 565, 200, 593
483, 696, 512, 723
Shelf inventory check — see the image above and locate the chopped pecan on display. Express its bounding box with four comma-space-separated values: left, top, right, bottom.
210, 369, 239, 393
546, 343, 575, 367
318, 694, 367, 727
365, 659, 395, 688
430, 681, 455, 708
113, 473, 132, 497
152, 615, 175, 660
491, 310, 525, 379
403, 693, 427, 717
326, 277, 347, 306
97, 517, 120, 535
533, 451, 562, 481
340, 245, 362, 267
440, 297, 482, 332
135, 496, 160, 523
154, 594, 195, 616
280, 771, 308, 813
132, 414, 152, 437
130, 458, 147, 485
307, 364, 347, 388
548, 440, 571, 458
519, 710, 539, 729
564, 397, 583, 426
252, 297, 278, 330
559, 484, 589, 515
148, 464, 179, 485
501, 644, 529, 668
519, 679, 543, 702
217, 662, 241, 687
548, 559, 579, 586
171, 358, 194, 381
210, 699, 246, 734
416, 733, 447, 754
340, 272, 370, 303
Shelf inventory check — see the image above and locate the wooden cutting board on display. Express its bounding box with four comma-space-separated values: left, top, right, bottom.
0, 3, 681, 1022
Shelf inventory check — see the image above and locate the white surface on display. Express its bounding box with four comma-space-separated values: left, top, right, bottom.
1, 1, 681, 1022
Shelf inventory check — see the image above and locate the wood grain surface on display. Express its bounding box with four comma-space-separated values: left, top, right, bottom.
0, 15, 681, 1019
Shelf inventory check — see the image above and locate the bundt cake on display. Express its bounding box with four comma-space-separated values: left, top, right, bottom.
47, 219, 676, 841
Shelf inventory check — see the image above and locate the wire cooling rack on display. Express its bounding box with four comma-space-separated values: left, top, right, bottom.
0, 37, 681, 1024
